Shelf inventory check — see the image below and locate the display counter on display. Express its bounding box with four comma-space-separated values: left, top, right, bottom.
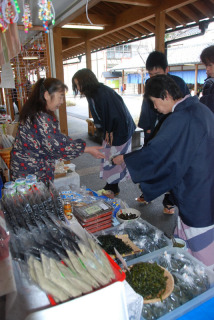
1, 184, 214, 320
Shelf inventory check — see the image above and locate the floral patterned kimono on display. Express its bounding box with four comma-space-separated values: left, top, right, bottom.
10, 112, 86, 183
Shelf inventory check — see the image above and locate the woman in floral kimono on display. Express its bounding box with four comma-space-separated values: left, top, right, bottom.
10, 78, 104, 183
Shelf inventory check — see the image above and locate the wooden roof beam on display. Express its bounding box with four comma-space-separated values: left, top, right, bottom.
160, 0, 198, 13
131, 23, 150, 35
179, 5, 199, 22
194, 0, 214, 18
126, 27, 142, 37
102, 0, 157, 6
167, 10, 187, 26
61, 29, 85, 38
165, 15, 178, 29
69, 13, 114, 26
18, 25, 44, 31
140, 21, 156, 33
62, 38, 85, 52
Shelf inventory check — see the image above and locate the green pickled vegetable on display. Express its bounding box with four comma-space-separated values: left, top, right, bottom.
97, 234, 133, 255
126, 262, 167, 300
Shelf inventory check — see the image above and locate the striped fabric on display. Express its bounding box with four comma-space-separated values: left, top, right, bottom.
174, 216, 214, 270
100, 138, 132, 184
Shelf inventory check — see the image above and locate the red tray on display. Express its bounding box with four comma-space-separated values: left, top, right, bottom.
75, 212, 112, 227
85, 222, 113, 233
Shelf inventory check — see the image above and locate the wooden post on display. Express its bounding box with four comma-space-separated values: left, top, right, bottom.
53, 27, 68, 135
5, 89, 14, 121
194, 64, 198, 95
45, 33, 52, 77
155, 11, 165, 53
85, 39, 91, 70
85, 38, 94, 134
0, 88, 5, 105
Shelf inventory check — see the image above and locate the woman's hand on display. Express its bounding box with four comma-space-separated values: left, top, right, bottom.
112, 155, 124, 165
84, 146, 105, 159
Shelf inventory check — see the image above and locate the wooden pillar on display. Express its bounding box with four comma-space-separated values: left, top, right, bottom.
155, 11, 165, 53
0, 88, 5, 105
45, 33, 52, 77
85, 38, 93, 133
85, 39, 91, 70
53, 27, 68, 135
5, 89, 14, 121
194, 64, 198, 95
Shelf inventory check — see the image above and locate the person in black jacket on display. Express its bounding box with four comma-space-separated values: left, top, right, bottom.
200, 45, 214, 112
72, 68, 136, 196
137, 51, 190, 214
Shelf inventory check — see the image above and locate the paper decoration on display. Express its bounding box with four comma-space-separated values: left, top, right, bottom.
13, 0, 20, 13
2, 0, 19, 24
38, 0, 55, 33
22, 3, 32, 33
0, 3, 8, 33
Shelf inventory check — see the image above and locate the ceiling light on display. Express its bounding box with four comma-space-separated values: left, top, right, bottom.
62, 24, 104, 30
23, 56, 39, 60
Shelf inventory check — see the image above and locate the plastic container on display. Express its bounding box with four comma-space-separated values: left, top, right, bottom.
15, 178, 26, 186
3, 181, 16, 197
127, 247, 214, 320
73, 200, 113, 223
94, 217, 172, 261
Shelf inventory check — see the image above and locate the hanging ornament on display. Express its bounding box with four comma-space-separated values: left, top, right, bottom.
13, 0, 20, 13
2, 0, 19, 24
22, 3, 32, 33
38, 0, 55, 33
0, 3, 8, 32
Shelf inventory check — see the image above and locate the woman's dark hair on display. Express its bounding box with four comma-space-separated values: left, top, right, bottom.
146, 51, 168, 72
72, 68, 100, 97
145, 74, 183, 100
200, 45, 214, 65
19, 78, 67, 124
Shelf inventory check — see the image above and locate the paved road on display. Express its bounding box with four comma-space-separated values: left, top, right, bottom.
66, 94, 143, 123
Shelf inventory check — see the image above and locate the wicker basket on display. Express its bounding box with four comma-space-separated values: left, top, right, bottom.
0, 147, 12, 169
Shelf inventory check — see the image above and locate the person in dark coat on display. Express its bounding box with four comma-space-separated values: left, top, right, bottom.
199, 45, 214, 112
113, 74, 214, 268
11, 78, 104, 183
72, 68, 136, 196
137, 51, 190, 214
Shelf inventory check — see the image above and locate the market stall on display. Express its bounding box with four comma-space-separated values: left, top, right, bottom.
0, 179, 214, 320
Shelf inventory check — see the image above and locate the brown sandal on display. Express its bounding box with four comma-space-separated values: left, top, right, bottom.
136, 193, 150, 204
163, 205, 175, 214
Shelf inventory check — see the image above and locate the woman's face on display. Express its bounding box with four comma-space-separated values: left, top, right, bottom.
45, 90, 65, 112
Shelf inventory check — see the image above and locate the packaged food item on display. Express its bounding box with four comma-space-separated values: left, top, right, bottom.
17, 184, 29, 194
3, 181, 16, 197
15, 178, 26, 186
63, 199, 73, 220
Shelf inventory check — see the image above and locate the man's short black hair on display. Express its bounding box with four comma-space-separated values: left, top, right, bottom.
200, 45, 214, 65
146, 51, 168, 72
145, 74, 183, 100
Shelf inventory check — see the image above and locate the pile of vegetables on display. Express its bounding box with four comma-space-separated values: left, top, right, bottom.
126, 262, 167, 300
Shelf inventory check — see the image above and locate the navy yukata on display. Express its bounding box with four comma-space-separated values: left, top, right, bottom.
200, 77, 214, 113
124, 96, 214, 228
10, 112, 86, 183
138, 74, 190, 143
